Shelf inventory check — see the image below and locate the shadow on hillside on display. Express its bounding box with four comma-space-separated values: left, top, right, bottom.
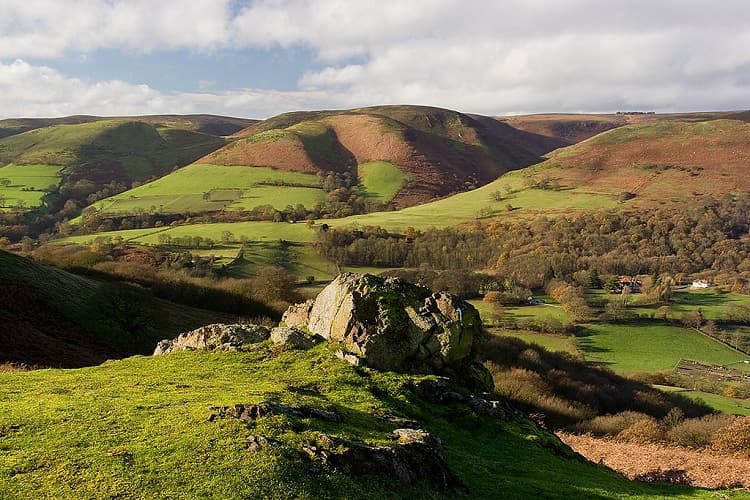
481, 334, 713, 429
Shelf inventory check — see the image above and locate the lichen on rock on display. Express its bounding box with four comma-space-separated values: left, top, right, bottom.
283, 273, 490, 390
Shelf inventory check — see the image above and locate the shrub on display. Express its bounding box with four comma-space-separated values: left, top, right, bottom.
667, 413, 735, 448
617, 417, 664, 443
711, 416, 750, 457
574, 411, 652, 437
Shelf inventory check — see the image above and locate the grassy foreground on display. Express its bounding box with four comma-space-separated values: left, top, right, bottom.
0, 344, 727, 499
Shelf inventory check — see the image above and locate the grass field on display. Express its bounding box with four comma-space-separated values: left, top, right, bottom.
0, 345, 725, 499
358, 161, 407, 203
577, 322, 750, 373
628, 289, 750, 321
90, 164, 325, 215
491, 328, 579, 355
654, 386, 750, 416
0, 164, 62, 209
339, 169, 616, 230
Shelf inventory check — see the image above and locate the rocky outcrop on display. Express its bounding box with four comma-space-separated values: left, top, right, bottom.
270, 327, 320, 350
283, 273, 486, 383
303, 432, 467, 493
209, 400, 343, 424
153, 323, 270, 355
281, 300, 314, 329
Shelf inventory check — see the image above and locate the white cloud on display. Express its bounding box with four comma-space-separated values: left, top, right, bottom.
1, 1, 750, 115
0, 60, 336, 118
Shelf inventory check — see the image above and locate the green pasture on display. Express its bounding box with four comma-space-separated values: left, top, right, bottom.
491, 328, 579, 355
577, 322, 750, 373
338, 170, 615, 230
589, 288, 750, 321
0, 164, 62, 210
655, 386, 750, 416
91, 164, 325, 215
358, 161, 407, 202
0, 346, 724, 498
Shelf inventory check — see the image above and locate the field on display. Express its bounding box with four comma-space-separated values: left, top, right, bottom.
491, 328, 579, 355
90, 164, 325, 216
0, 164, 61, 210
577, 322, 749, 373
628, 289, 750, 321
358, 161, 407, 203
0, 345, 727, 499
654, 386, 750, 416
469, 298, 569, 326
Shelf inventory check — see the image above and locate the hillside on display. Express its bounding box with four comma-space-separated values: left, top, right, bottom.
0, 344, 728, 499
0, 250, 229, 367
199, 105, 548, 208
0, 120, 226, 180
0, 114, 254, 139
527, 119, 750, 207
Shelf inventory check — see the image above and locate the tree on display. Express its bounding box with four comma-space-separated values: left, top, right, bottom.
250, 266, 299, 304
220, 231, 234, 244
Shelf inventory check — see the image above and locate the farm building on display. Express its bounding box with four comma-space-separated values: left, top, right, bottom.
690, 279, 710, 289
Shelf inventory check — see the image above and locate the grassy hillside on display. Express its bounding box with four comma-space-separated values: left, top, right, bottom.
88, 164, 326, 216
202, 105, 548, 208
0, 344, 729, 499
359, 161, 408, 203
0, 114, 253, 140
0, 120, 226, 180
0, 164, 62, 210
0, 250, 228, 367
529, 119, 750, 207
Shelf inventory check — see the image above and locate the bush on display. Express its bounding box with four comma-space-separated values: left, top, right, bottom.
711, 416, 750, 457
667, 413, 735, 448
617, 417, 664, 443
574, 411, 652, 437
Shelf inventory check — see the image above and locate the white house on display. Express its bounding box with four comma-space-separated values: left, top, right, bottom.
691, 279, 710, 289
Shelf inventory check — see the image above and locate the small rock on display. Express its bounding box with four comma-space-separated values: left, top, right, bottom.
153, 323, 270, 355
270, 327, 319, 350
247, 434, 279, 452
379, 415, 423, 429
335, 349, 362, 366
218, 400, 343, 423
392, 428, 441, 447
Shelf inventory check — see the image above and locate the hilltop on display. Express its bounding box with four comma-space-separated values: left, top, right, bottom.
0, 114, 253, 139
195, 105, 549, 207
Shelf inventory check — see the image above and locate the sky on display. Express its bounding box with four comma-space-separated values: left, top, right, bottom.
1, 0, 749, 119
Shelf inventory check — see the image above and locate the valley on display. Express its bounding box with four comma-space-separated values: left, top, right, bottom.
1, 106, 750, 498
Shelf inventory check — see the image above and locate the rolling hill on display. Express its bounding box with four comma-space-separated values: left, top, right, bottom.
198, 105, 550, 207
0, 249, 231, 367
58, 114, 750, 283
0, 116, 254, 213
0, 114, 253, 139
526, 118, 750, 207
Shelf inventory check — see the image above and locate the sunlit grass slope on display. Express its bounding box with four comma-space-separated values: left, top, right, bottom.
0, 345, 724, 499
